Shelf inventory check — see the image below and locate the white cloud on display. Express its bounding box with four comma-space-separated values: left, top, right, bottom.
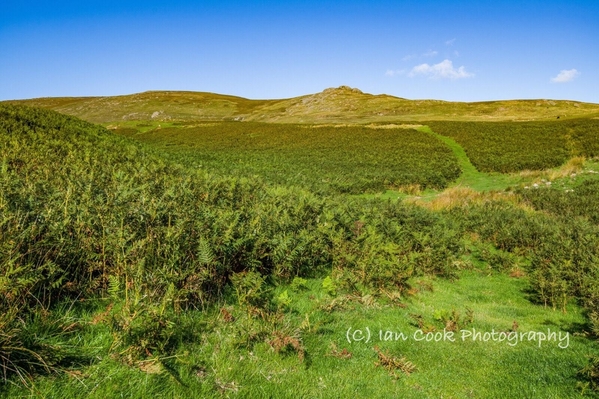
402, 50, 437, 62
551, 69, 579, 83
408, 59, 473, 80
445, 38, 456, 46
385, 69, 406, 77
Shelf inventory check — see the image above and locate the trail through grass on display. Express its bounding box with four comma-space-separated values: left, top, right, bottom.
420, 126, 480, 183
369, 125, 598, 202
364, 125, 525, 201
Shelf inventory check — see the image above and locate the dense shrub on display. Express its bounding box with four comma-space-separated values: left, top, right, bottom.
0, 105, 463, 381
3, 104, 599, 389
517, 180, 599, 224
120, 122, 462, 193
428, 119, 599, 173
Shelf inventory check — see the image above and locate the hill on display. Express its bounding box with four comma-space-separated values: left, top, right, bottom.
5, 86, 599, 124
3, 104, 599, 397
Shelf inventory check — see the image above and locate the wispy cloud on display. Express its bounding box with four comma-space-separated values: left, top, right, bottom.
408, 59, 473, 80
551, 69, 579, 83
445, 38, 456, 46
402, 50, 438, 61
385, 69, 406, 77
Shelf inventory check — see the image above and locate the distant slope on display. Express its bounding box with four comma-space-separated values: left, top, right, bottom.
4, 91, 269, 123
4, 86, 599, 123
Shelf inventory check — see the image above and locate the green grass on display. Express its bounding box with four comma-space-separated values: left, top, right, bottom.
3, 104, 599, 398
4, 271, 594, 398
120, 120, 549, 200
427, 119, 599, 173
367, 123, 599, 202
421, 125, 529, 192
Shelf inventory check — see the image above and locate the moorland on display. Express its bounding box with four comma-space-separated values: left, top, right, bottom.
2, 86, 599, 397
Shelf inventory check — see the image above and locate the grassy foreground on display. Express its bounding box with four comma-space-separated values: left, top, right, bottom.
2, 272, 595, 398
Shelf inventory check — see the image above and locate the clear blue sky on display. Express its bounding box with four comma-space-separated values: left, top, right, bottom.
1, 0, 598, 102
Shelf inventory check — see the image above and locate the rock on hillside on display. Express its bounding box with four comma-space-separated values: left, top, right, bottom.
245, 86, 408, 122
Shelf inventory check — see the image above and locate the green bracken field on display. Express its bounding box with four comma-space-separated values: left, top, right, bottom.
116, 122, 461, 194
427, 119, 599, 173
2, 93, 599, 398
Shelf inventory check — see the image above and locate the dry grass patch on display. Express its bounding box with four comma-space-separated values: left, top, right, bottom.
374, 346, 417, 379
409, 186, 533, 212
303, 123, 423, 129
519, 156, 586, 182
397, 183, 422, 196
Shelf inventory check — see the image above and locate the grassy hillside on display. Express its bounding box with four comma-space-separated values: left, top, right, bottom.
3, 91, 269, 123
5, 86, 599, 124
3, 104, 599, 397
116, 122, 461, 194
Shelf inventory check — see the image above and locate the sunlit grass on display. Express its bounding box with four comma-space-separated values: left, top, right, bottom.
3, 104, 599, 397
5, 271, 594, 398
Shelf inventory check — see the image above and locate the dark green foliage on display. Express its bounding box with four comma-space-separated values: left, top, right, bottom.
472, 242, 518, 272
445, 200, 599, 315
517, 180, 599, 224
109, 300, 192, 363
0, 105, 329, 378
3, 104, 599, 392
579, 355, 599, 393
231, 271, 271, 309
514, 182, 599, 311
289, 277, 308, 292
120, 122, 461, 194
0, 105, 464, 383
331, 201, 461, 292
0, 106, 335, 303
567, 118, 599, 158
428, 119, 599, 173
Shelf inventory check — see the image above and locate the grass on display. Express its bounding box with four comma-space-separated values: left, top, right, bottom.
4, 271, 594, 398
3, 102, 599, 398
426, 119, 599, 173
127, 119, 565, 201
421, 125, 509, 190
366, 124, 597, 203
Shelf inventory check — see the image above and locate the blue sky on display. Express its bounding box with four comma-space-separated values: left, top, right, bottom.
1, 0, 598, 102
